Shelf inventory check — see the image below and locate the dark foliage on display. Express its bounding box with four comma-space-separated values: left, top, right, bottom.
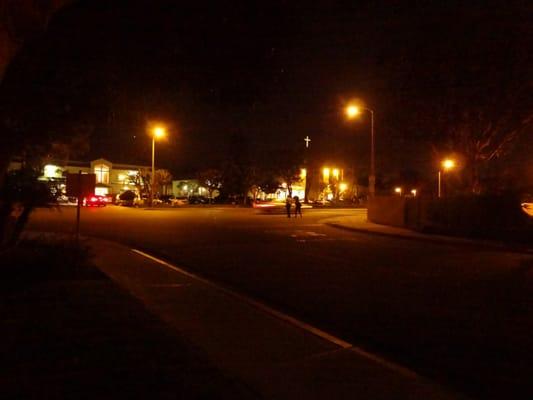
1, 167, 56, 246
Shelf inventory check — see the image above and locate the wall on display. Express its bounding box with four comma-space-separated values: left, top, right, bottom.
367, 196, 406, 227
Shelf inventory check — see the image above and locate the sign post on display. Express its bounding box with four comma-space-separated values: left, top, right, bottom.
66, 171, 96, 243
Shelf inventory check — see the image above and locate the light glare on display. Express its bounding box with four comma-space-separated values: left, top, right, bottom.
442, 159, 456, 170
345, 105, 360, 119
153, 126, 166, 139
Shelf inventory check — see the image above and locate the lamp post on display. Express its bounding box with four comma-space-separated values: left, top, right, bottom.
438, 158, 455, 198
150, 126, 166, 206
345, 104, 376, 197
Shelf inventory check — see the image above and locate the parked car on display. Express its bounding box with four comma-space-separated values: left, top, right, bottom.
83, 195, 107, 207
170, 197, 188, 206
159, 194, 175, 204
189, 195, 208, 204
117, 190, 138, 206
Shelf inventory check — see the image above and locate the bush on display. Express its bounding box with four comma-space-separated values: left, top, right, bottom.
0, 237, 98, 290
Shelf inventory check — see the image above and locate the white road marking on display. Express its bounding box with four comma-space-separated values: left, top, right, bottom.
290, 230, 327, 239
131, 248, 421, 380
305, 231, 327, 236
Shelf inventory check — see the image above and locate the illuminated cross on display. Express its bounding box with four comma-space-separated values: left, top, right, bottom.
304, 136, 311, 148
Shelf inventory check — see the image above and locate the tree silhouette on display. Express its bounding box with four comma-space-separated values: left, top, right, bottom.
197, 168, 223, 202
154, 168, 173, 196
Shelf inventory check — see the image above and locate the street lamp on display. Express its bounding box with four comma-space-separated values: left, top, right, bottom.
345, 103, 376, 197
150, 125, 166, 206
438, 158, 455, 198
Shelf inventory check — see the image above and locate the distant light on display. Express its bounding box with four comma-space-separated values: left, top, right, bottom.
300, 168, 307, 179
322, 168, 330, 182
332, 169, 340, 179
394, 187, 402, 195
339, 183, 348, 192
345, 105, 360, 119
411, 189, 417, 196
442, 159, 456, 170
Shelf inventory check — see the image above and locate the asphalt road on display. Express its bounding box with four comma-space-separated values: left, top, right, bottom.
28, 205, 533, 400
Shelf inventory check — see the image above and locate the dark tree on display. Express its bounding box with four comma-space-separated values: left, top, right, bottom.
197, 168, 223, 202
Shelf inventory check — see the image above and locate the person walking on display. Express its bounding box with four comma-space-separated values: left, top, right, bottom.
285, 197, 292, 218
293, 196, 302, 218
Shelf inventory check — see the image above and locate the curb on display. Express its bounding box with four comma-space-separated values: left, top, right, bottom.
325, 222, 533, 254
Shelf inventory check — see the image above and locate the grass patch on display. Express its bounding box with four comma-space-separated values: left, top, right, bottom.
0, 237, 102, 291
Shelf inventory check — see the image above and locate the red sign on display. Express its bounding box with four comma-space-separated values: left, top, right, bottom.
66, 173, 96, 197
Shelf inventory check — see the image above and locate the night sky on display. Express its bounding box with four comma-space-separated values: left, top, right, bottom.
1, 0, 531, 179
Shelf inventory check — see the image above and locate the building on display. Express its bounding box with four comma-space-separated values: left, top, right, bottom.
9, 157, 150, 198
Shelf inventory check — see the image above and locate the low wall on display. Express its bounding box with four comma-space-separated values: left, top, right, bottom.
369, 194, 532, 243
367, 196, 406, 227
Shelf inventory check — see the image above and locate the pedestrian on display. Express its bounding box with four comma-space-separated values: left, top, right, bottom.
293, 196, 302, 218
285, 197, 292, 218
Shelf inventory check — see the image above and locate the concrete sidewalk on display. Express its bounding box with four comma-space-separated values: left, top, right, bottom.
3, 235, 255, 399
323, 211, 533, 253
89, 237, 468, 400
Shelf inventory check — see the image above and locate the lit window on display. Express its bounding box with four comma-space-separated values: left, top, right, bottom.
94, 164, 110, 184
322, 168, 330, 183
95, 187, 108, 196
44, 164, 61, 178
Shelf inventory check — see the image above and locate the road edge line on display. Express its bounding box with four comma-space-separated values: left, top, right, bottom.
131, 248, 421, 380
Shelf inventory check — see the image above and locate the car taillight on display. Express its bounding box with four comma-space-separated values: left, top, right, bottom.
90, 197, 97, 202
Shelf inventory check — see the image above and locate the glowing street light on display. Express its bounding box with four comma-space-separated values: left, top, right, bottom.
339, 182, 348, 192
345, 102, 376, 197
394, 187, 402, 195
345, 105, 360, 119
150, 125, 167, 206
438, 158, 456, 198
442, 159, 455, 170
153, 126, 166, 139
